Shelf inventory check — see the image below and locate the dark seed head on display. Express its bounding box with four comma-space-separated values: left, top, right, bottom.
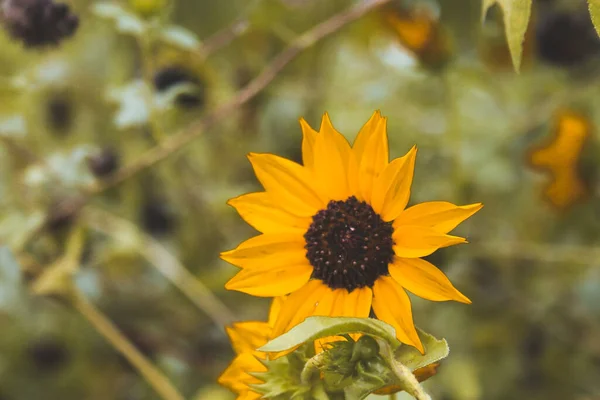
536, 9, 600, 67
87, 147, 120, 178
153, 66, 199, 91
153, 66, 204, 109
141, 198, 176, 236
1, 0, 79, 48
304, 196, 395, 291
27, 336, 70, 372
46, 94, 72, 133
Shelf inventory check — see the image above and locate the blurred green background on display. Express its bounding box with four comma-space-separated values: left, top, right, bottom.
1, 0, 600, 399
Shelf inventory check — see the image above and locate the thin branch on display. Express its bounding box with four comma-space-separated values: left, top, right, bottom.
197, 18, 250, 60
84, 207, 237, 328
31, 0, 392, 246
73, 290, 185, 400
90, 0, 391, 194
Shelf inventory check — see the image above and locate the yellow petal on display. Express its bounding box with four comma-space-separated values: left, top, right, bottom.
372, 276, 423, 353
268, 296, 286, 327
314, 287, 338, 316
271, 279, 330, 337
371, 146, 417, 218
342, 287, 373, 317
352, 110, 384, 161
248, 153, 324, 216
393, 225, 467, 258
218, 353, 266, 394
312, 289, 351, 354
236, 391, 263, 400
228, 192, 311, 234
395, 201, 483, 234
300, 118, 318, 169
313, 113, 353, 200
225, 262, 312, 297
226, 321, 271, 356
389, 257, 471, 303
356, 115, 389, 203
220, 233, 306, 269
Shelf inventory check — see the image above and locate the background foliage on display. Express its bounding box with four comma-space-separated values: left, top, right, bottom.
1, 0, 600, 399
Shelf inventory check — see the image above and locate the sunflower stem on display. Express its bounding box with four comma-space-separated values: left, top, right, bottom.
387, 360, 431, 400
375, 338, 431, 400
301, 351, 329, 384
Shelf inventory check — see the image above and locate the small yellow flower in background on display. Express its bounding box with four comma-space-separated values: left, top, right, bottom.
222, 111, 482, 353
528, 109, 592, 209
218, 298, 284, 399
382, 4, 452, 68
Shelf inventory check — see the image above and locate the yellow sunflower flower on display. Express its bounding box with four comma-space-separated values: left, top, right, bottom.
218, 298, 284, 399
223, 111, 482, 352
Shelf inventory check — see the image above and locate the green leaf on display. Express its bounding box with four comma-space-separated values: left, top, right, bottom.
395, 328, 450, 371
482, 0, 532, 72
589, 0, 600, 37
258, 316, 400, 353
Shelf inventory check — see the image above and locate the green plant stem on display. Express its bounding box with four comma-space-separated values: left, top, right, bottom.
84, 206, 237, 328
375, 338, 431, 400
301, 351, 329, 384
443, 70, 464, 202
138, 33, 166, 142
73, 290, 185, 400
387, 360, 431, 400
89, 0, 393, 194
24, 0, 395, 267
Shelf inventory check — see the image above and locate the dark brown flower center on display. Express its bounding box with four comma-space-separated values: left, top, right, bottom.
304, 196, 395, 291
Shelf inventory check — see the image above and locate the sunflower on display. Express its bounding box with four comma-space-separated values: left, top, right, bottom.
223, 111, 482, 352
218, 298, 284, 400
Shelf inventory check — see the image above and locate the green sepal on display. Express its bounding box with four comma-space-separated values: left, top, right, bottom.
254, 317, 449, 399
342, 358, 395, 400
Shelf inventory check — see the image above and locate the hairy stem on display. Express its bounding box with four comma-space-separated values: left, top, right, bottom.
301, 351, 329, 384
375, 338, 431, 400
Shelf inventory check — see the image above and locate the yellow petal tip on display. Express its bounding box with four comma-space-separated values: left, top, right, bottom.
413, 340, 425, 354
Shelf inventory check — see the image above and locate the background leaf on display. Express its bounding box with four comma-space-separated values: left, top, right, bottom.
482, 0, 533, 71
589, 0, 600, 37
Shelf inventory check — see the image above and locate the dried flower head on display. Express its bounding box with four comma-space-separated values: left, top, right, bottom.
1, 0, 79, 48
